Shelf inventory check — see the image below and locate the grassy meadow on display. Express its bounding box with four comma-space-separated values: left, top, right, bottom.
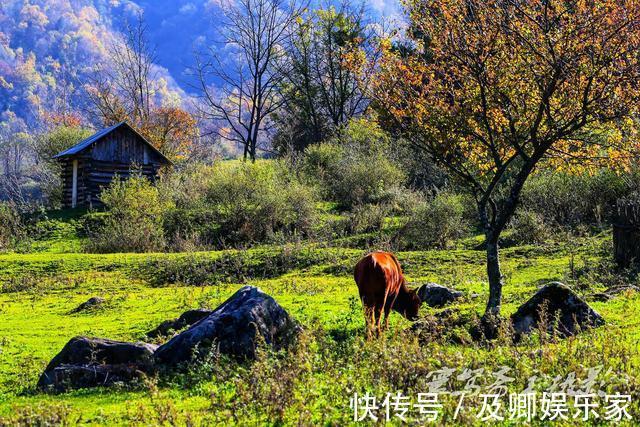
4, 0, 640, 424
0, 208, 638, 425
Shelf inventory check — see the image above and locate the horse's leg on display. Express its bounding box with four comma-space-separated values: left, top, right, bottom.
361, 294, 376, 339
374, 304, 383, 338
367, 306, 377, 339
383, 293, 399, 332
376, 289, 390, 336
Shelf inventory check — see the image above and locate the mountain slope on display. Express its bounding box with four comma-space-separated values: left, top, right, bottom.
0, 0, 199, 128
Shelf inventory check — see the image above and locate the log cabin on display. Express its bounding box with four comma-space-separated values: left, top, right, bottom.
53, 122, 171, 208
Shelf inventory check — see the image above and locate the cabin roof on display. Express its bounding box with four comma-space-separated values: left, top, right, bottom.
53, 121, 171, 164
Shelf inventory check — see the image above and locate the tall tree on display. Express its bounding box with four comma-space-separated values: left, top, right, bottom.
140, 107, 200, 162
195, 0, 304, 161
86, 14, 156, 127
371, 0, 640, 325
85, 14, 197, 162
274, 1, 379, 152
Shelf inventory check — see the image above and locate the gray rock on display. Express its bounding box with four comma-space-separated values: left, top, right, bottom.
39, 363, 147, 392
154, 286, 300, 366
38, 337, 157, 392
72, 297, 106, 313
511, 282, 605, 340
147, 309, 214, 338
417, 283, 463, 307
591, 292, 612, 302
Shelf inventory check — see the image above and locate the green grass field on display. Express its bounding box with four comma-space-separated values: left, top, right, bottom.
0, 217, 639, 425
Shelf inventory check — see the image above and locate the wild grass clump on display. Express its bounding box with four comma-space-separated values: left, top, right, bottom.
146, 318, 640, 425
0, 272, 43, 293
564, 246, 640, 295
136, 246, 342, 287
0, 402, 79, 426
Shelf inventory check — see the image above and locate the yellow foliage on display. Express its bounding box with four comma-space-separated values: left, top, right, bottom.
369, 0, 640, 185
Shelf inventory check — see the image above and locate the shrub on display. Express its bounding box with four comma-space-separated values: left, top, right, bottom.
0, 202, 26, 251
31, 218, 78, 240
33, 126, 93, 207
347, 203, 390, 234
302, 119, 406, 209
79, 211, 109, 236
507, 209, 551, 245
204, 161, 317, 244
162, 207, 220, 249
519, 170, 628, 227
163, 161, 319, 247
396, 193, 468, 249
86, 176, 170, 253
393, 139, 449, 193
377, 186, 426, 216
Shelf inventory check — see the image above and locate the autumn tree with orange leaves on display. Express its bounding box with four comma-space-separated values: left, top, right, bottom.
371, 0, 640, 325
140, 107, 199, 162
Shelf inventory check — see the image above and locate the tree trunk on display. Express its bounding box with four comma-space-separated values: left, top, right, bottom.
250, 142, 257, 163
485, 232, 503, 316
480, 160, 537, 317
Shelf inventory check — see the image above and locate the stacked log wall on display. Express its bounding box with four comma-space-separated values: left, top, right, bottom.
85, 160, 159, 206
60, 157, 90, 208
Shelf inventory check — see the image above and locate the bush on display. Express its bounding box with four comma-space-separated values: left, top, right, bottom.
79, 211, 109, 237
33, 126, 93, 207
207, 162, 317, 245
393, 139, 449, 193
0, 202, 26, 251
302, 119, 406, 209
376, 186, 426, 216
348, 204, 390, 234
163, 161, 319, 247
507, 209, 551, 245
396, 193, 468, 249
520, 170, 628, 227
86, 176, 170, 253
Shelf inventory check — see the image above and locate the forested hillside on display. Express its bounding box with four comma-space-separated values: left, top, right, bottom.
0, 0, 202, 129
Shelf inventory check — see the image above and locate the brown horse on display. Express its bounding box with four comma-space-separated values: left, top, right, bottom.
354, 251, 427, 336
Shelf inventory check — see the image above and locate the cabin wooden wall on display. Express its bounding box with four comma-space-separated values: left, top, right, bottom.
61, 157, 89, 208
91, 127, 166, 165
84, 160, 159, 207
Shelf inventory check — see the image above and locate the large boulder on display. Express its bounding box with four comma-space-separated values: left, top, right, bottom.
147, 309, 214, 339
154, 286, 300, 366
38, 337, 157, 392
511, 282, 605, 340
72, 297, 106, 313
39, 364, 147, 392
417, 283, 463, 308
